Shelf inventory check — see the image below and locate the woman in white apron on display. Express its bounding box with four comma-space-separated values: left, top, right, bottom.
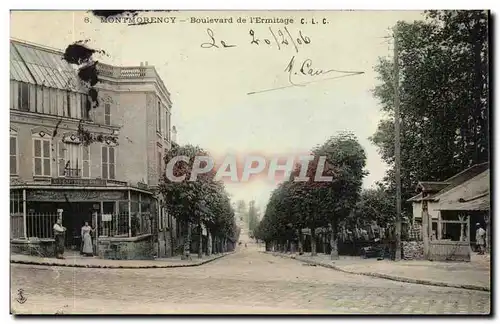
81, 221, 94, 257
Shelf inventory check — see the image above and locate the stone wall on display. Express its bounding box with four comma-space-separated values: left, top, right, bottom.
11, 239, 55, 257
402, 240, 424, 260
97, 234, 154, 260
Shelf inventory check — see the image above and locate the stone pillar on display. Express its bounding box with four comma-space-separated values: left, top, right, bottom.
22, 189, 27, 239
422, 200, 429, 259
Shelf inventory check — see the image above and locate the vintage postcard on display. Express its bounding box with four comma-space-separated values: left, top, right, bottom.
9, 10, 490, 315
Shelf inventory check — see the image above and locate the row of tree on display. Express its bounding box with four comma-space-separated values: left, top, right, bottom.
254, 10, 489, 257
158, 143, 239, 259
254, 132, 368, 258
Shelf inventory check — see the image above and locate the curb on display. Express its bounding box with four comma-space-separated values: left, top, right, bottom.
10, 252, 234, 269
264, 252, 490, 292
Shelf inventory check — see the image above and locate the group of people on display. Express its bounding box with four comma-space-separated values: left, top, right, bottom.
52, 218, 95, 259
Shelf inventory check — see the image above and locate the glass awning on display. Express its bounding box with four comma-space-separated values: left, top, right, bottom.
10, 40, 87, 93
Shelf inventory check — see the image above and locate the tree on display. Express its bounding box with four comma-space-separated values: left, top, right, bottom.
371, 11, 489, 218
312, 132, 367, 259
159, 143, 220, 259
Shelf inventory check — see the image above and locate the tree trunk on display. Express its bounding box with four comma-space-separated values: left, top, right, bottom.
207, 230, 212, 256
298, 229, 304, 255
310, 227, 317, 256
330, 222, 339, 260
198, 222, 203, 259
182, 221, 191, 260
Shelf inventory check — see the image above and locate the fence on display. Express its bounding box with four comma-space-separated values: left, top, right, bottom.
26, 212, 59, 239
136, 212, 152, 236
98, 212, 129, 237
10, 214, 23, 239
97, 212, 152, 237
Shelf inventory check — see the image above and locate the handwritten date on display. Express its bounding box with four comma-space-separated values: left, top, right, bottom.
200, 27, 311, 53
250, 27, 311, 53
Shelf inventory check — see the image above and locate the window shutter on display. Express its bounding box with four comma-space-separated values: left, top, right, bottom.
58, 141, 66, 177
33, 139, 42, 176
82, 145, 90, 178
10, 137, 17, 175
42, 140, 51, 176
109, 147, 115, 179
101, 146, 108, 179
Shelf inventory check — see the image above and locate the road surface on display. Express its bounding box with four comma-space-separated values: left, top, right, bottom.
10, 245, 490, 314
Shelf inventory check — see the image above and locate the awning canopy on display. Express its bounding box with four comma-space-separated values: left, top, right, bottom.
434, 193, 490, 211
433, 170, 490, 211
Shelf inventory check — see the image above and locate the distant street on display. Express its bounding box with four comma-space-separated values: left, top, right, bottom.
11, 245, 490, 314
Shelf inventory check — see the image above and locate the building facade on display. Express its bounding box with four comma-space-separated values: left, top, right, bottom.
9, 39, 178, 259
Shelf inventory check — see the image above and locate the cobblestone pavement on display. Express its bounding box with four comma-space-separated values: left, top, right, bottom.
11, 246, 491, 315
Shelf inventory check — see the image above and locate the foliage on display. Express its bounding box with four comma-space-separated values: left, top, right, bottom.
255, 132, 367, 249
353, 185, 397, 229
158, 143, 237, 245
371, 11, 489, 217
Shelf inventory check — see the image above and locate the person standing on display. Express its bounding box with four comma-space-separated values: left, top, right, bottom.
81, 221, 94, 257
476, 223, 486, 255
53, 218, 66, 259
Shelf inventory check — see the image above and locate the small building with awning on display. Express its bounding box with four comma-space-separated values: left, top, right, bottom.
407, 163, 490, 261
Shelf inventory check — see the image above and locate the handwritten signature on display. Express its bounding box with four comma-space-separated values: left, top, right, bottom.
16, 289, 27, 304
248, 56, 365, 95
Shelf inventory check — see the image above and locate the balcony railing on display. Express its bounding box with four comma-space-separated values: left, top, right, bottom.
51, 178, 128, 187
97, 63, 151, 79
64, 168, 81, 178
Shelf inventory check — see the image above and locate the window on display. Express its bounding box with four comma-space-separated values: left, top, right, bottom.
66, 92, 71, 117
33, 137, 51, 177
104, 103, 111, 126
10, 136, 17, 175
156, 100, 161, 133
52, 88, 61, 116
81, 94, 91, 120
59, 143, 84, 177
36, 86, 44, 113
101, 146, 115, 179
18, 82, 30, 111
42, 86, 50, 114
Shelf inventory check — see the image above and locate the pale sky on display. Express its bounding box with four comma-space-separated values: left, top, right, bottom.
10, 10, 425, 211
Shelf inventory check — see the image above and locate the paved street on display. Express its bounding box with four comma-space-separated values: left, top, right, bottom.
11, 246, 491, 314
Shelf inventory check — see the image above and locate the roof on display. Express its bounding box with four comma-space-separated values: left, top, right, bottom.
10, 39, 87, 93
417, 181, 451, 193
407, 162, 489, 202
433, 169, 490, 211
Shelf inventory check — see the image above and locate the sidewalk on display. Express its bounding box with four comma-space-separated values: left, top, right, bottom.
266, 252, 490, 292
10, 252, 233, 269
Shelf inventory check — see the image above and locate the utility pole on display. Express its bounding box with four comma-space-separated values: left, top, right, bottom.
393, 27, 402, 261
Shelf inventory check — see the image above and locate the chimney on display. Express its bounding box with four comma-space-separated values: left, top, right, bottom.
145, 61, 148, 66
140, 62, 144, 67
